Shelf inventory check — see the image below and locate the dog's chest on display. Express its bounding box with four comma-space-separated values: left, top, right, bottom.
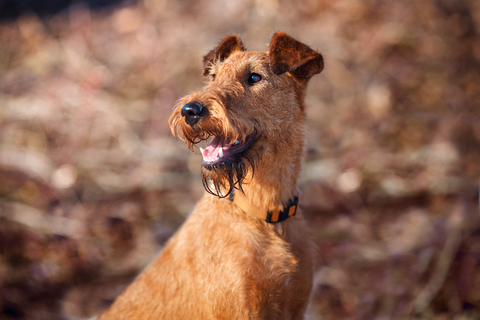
186, 204, 299, 287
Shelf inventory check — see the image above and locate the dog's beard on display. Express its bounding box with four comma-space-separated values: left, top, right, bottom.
201, 148, 259, 198
170, 107, 260, 197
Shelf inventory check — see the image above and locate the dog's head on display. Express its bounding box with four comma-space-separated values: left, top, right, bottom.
169, 32, 323, 197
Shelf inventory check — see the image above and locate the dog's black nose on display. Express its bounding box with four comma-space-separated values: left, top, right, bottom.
181, 102, 205, 127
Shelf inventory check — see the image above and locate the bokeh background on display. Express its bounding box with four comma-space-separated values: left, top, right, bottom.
0, 0, 479, 319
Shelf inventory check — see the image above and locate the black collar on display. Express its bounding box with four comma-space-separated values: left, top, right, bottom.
228, 189, 299, 223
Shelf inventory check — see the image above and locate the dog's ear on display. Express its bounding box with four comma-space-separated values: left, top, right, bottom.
203, 35, 245, 76
269, 31, 324, 81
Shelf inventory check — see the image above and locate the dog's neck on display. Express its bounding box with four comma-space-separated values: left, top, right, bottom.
240, 162, 301, 214
238, 120, 306, 214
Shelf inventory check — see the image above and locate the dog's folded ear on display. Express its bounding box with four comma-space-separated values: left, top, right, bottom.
269, 31, 324, 81
203, 35, 246, 76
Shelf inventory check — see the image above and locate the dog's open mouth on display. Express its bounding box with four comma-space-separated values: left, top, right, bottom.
200, 136, 254, 166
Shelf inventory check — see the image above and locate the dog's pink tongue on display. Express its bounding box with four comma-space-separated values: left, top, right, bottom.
201, 137, 227, 162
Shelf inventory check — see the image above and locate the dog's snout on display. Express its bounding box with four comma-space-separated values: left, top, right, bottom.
181, 102, 205, 126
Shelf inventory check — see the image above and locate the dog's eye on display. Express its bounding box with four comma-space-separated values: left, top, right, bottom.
247, 73, 262, 85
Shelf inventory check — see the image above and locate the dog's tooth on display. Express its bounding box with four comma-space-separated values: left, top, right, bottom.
200, 147, 205, 155
219, 148, 224, 158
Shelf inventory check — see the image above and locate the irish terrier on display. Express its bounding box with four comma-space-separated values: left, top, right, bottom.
99, 31, 324, 320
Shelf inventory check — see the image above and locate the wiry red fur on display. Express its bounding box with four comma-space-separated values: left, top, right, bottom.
98, 31, 324, 320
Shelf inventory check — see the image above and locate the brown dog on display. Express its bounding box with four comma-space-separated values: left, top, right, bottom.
98, 31, 324, 320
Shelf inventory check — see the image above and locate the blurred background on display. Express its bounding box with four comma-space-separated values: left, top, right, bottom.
0, 0, 479, 319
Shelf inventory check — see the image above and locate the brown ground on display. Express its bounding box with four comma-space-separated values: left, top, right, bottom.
0, 0, 479, 319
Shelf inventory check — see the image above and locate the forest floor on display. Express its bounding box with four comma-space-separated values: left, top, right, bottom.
0, 0, 479, 319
